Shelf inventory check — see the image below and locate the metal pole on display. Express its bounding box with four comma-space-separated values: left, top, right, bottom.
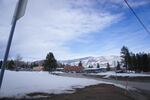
0, 17, 17, 89
0, 0, 28, 89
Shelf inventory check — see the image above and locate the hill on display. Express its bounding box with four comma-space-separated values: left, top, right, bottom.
60, 55, 121, 68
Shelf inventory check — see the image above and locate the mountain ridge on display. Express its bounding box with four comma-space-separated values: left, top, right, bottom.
60, 55, 121, 68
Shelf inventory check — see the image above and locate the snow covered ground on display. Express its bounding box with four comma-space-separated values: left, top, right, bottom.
0, 70, 105, 98
0, 70, 141, 98
91, 71, 150, 78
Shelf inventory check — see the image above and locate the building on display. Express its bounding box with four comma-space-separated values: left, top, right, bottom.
64, 66, 84, 73
33, 66, 44, 71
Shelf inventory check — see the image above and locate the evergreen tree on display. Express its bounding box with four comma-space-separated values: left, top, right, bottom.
44, 52, 57, 71
131, 53, 137, 71
127, 52, 134, 70
142, 53, 149, 72
136, 54, 140, 71
7, 60, 15, 70
78, 61, 82, 67
137, 53, 143, 71
148, 53, 150, 71
88, 65, 91, 68
97, 63, 100, 68
120, 46, 150, 72
120, 46, 131, 70
116, 61, 121, 70
106, 63, 110, 71
88, 65, 93, 68
30, 62, 38, 68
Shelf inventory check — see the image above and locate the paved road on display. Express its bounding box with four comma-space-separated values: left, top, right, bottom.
58, 73, 150, 91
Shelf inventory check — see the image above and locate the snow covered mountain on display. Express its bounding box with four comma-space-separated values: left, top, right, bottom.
60, 55, 121, 68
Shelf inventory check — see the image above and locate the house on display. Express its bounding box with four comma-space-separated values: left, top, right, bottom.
64, 66, 84, 73
33, 66, 44, 71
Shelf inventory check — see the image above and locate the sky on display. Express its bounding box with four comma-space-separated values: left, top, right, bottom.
0, 0, 150, 61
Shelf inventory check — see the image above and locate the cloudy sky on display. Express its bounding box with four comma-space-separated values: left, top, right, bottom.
0, 0, 150, 61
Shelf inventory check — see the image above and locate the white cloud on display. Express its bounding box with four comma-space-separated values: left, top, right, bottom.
0, 0, 123, 61
2, 0, 149, 61
97, 0, 150, 9
125, 0, 150, 8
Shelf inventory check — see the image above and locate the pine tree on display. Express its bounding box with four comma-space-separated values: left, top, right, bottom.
148, 53, 150, 71
97, 63, 100, 68
120, 46, 150, 72
30, 62, 38, 68
44, 52, 57, 72
131, 53, 137, 71
142, 53, 149, 72
106, 63, 110, 71
78, 61, 82, 67
136, 53, 142, 71
128, 55, 132, 70
120, 46, 131, 70
7, 60, 15, 70
116, 61, 121, 70
90, 65, 93, 68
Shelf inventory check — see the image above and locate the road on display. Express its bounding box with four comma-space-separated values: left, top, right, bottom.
58, 73, 150, 91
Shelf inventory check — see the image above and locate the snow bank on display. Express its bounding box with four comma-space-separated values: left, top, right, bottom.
96, 71, 150, 77
51, 71, 64, 75
0, 70, 102, 98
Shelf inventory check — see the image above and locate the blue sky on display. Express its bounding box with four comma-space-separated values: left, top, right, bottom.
0, 0, 150, 61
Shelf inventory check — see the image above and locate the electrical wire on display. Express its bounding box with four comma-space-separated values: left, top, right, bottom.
124, 0, 150, 35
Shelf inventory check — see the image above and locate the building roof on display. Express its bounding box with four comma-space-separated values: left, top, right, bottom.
64, 66, 83, 71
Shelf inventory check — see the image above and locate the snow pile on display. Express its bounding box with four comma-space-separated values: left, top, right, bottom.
51, 71, 64, 74
0, 70, 102, 98
95, 71, 150, 77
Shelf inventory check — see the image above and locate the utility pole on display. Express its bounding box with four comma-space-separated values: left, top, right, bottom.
0, 0, 28, 89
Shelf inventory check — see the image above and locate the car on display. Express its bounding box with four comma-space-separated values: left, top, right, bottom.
115, 70, 125, 73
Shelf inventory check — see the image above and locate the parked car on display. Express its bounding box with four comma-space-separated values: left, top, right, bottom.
115, 70, 125, 73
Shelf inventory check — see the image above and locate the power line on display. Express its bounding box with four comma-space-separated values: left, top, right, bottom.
124, 0, 150, 35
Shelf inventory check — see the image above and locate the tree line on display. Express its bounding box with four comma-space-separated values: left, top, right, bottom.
0, 60, 17, 70
0, 60, 32, 70
121, 46, 150, 72
0, 52, 58, 71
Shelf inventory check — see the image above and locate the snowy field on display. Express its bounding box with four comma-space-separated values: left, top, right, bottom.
0, 70, 105, 98
91, 71, 150, 78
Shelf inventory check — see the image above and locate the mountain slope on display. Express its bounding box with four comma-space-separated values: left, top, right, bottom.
60, 55, 121, 68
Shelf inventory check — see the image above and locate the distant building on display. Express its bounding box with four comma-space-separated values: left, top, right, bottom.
33, 66, 44, 71
84, 67, 106, 73
84, 68, 101, 73
56, 67, 64, 71
64, 66, 84, 73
